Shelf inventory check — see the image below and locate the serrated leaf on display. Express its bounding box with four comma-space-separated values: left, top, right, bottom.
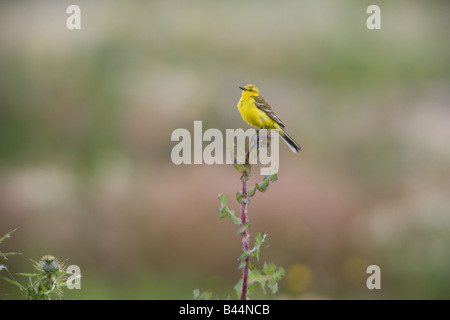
263, 262, 277, 275
246, 263, 285, 296
248, 269, 265, 293
248, 269, 263, 281
267, 281, 278, 294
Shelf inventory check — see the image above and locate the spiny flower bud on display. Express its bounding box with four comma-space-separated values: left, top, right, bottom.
40, 255, 59, 273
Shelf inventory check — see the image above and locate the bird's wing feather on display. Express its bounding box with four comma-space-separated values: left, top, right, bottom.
253, 95, 285, 128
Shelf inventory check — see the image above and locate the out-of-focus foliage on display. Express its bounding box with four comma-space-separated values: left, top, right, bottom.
1, 0, 449, 299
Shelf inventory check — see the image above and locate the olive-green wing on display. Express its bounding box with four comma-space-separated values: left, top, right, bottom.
253, 95, 285, 128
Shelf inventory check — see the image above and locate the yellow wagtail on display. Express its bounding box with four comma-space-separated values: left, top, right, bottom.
237, 84, 301, 153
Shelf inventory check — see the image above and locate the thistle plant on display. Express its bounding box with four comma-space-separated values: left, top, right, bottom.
195, 132, 285, 300
1, 252, 69, 300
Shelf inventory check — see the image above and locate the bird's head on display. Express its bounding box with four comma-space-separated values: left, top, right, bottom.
239, 84, 260, 97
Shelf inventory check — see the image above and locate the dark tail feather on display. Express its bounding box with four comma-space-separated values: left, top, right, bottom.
279, 128, 301, 153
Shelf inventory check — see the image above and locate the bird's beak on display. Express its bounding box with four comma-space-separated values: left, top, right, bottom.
239, 86, 246, 91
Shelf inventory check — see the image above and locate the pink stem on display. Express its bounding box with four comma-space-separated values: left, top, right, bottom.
240, 144, 251, 300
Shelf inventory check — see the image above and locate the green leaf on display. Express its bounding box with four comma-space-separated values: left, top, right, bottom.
234, 279, 242, 299
237, 222, 251, 235
240, 172, 251, 182
245, 232, 267, 262
237, 232, 267, 270
263, 262, 277, 275
234, 163, 251, 176
237, 191, 251, 205
218, 194, 228, 206
236, 191, 243, 204
238, 250, 251, 262
0, 229, 17, 244
247, 186, 256, 197
233, 163, 244, 173
193, 289, 214, 300
16, 273, 40, 277
192, 288, 200, 299
254, 231, 265, 245
255, 177, 269, 192
235, 270, 259, 299
218, 194, 232, 219
246, 263, 285, 295
249, 269, 265, 293
0, 251, 20, 257
228, 210, 241, 225
200, 290, 213, 300
263, 263, 285, 294
0, 276, 24, 289
252, 232, 267, 262
218, 206, 229, 219
267, 281, 278, 294
247, 281, 256, 295
218, 193, 241, 224
248, 269, 263, 282
269, 174, 278, 182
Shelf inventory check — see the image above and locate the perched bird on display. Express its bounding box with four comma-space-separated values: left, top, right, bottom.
237, 84, 301, 153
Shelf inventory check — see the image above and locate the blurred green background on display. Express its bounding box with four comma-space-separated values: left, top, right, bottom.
1, 0, 450, 299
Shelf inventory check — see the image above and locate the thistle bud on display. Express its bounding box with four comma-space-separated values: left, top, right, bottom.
40, 255, 59, 273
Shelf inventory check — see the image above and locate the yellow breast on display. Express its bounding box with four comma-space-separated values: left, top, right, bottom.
238, 97, 278, 129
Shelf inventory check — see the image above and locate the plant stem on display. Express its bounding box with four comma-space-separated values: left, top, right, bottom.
240, 144, 251, 300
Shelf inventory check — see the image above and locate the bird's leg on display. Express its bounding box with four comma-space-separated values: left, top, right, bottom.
256, 128, 260, 154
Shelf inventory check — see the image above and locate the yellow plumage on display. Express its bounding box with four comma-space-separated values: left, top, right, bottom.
237, 84, 301, 153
